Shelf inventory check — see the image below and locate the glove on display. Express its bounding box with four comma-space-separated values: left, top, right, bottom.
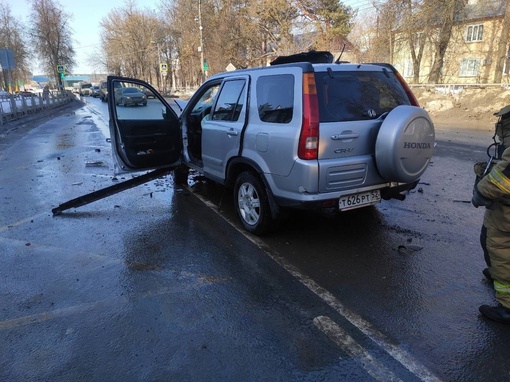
472, 187, 495, 209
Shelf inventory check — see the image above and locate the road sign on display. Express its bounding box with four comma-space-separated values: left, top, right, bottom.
160, 63, 168, 72
0, 49, 16, 70
57, 65, 65, 73
203, 59, 208, 71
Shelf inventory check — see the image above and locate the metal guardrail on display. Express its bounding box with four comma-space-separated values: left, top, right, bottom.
409, 83, 510, 93
0, 90, 76, 126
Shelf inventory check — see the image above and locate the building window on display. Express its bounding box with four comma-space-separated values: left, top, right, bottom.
460, 58, 481, 76
466, 24, 483, 42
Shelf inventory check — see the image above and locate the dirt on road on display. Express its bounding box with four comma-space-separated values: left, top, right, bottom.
414, 86, 510, 131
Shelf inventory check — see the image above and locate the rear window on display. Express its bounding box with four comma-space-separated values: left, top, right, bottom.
315, 71, 411, 122
256, 75, 294, 124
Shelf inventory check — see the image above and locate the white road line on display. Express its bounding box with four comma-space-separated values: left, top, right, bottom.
314, 315, 402, 382
0, 213, 47, 233
193, 191, 442, 382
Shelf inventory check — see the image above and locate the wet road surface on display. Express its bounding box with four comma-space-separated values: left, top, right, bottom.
1, 99, 509, 380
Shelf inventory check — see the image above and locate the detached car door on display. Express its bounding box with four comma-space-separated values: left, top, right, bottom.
107, 76, 182, 173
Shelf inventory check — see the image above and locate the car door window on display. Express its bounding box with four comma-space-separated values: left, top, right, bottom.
191, 85, 220, 116
211, 80, 246, 122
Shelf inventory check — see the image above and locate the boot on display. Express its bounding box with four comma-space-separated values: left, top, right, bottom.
479, 304, 510, 324
482, 268, 493, 281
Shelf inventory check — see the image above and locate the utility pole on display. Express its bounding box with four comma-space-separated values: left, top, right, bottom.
151, 40, 163, 90
198, 0, 205, 83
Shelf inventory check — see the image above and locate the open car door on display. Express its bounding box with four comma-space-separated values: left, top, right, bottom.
107, 76, 182, 174
50, 77, 183, 216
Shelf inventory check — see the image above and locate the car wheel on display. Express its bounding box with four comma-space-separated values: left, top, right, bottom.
234, 171, 272, 235
123, 98, 128, 107
143, 102, 147, 106
375, 105, 435, 183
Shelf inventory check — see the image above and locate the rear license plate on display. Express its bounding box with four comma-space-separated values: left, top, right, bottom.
339, 190, 381, 211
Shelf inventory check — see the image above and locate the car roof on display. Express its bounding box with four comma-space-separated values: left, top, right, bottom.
205, 51, 394, 82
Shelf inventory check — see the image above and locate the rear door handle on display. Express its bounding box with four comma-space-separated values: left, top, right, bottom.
227, 129, 238, 136
331, 133, 359, 140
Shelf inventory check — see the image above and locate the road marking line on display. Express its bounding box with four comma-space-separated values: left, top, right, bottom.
192, 190, 441, 382
0, 301, 104, 331
0, 213, 47, 233
314, 315, 402, 382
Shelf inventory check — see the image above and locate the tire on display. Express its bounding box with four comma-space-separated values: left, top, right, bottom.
173, 166, 189, 185
234, 171, 272, 235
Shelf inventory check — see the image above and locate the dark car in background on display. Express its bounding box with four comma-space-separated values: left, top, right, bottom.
99, 80, 108, 102
144, 85, 158, 98
114, 86, 147, 106
91, 85, 100, 98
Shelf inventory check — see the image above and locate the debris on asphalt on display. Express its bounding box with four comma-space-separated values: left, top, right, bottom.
85, 161, 105, 167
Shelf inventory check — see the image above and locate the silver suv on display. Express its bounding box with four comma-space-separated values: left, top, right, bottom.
107, 51, 435, 235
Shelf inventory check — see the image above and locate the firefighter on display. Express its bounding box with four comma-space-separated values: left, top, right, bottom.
472, 146, 510, 324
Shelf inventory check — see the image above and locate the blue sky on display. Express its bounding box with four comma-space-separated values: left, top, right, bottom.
8, 0, 372, 75
9, 0, 162, 74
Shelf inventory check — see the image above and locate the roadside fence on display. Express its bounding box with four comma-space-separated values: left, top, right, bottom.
0, 90, 76, 126
409, 83, 510, 94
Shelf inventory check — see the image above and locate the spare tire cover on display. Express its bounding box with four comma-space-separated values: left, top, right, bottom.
375, 105, 435, 183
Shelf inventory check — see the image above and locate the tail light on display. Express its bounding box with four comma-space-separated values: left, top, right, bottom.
394, 70, 420, 106
299, 73, 319, 160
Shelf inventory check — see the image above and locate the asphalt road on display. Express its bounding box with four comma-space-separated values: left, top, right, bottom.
1, 97, 509, 381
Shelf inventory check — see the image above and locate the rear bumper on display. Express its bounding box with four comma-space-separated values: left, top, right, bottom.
271, 181, 418, 212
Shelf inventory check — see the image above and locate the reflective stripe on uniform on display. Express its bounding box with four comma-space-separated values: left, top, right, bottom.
494, 280, 510, 295
488, 168, 510, 194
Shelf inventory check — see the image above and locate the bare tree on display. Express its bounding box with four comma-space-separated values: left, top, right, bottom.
251, 0, 298, 59
99, 0, 353, 87
428, 0, 467, 84
368, 0, 402, 64
161, 0, 203, 86
0, 1, 30, 91
294, 0, 354, 51
99, 1, 164, 85
29, 0, 75, 88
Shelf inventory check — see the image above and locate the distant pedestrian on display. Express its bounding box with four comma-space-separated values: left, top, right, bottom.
472, 145, 510, 324
43, 85, 50, 101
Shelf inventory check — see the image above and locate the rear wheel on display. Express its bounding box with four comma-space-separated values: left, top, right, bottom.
234, 171, 272, 235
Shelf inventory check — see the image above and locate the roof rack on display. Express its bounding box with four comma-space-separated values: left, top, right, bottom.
270, 50, 334, 65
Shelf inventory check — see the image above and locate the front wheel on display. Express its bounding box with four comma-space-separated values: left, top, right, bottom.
234, 172, 273, 235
